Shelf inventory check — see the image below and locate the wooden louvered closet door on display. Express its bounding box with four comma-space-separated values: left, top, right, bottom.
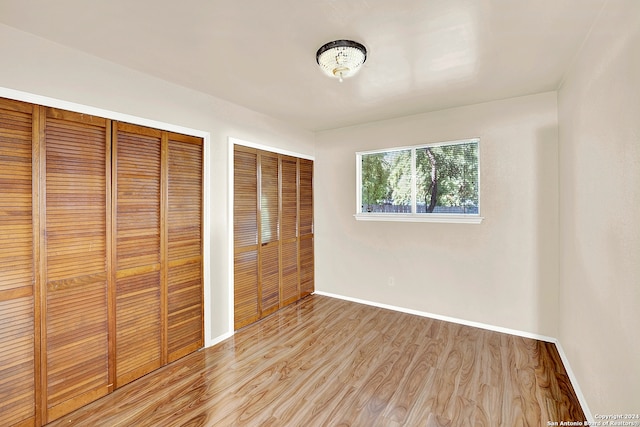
233, 145, 313, 330
0, 98, 38, 427
259, 151, 280, 317
166, 133, 204, 362
233, 146, 259, 329
0, 95, 204, 426
280, 156, 299, 307
41, 108, 111, 423
112, 123, 162, 387
299, 158, 314, 297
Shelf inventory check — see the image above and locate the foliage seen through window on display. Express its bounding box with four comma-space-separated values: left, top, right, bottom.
360, 139, 479, 215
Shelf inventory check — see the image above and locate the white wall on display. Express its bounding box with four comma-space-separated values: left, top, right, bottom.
0, 24, 315, 343
558, 0, 640, 414
315, 92, 560, 337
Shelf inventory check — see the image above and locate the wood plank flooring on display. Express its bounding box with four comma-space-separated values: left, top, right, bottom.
46, 294, 586, 426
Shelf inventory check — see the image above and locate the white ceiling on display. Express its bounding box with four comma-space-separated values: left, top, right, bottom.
0, 0, 605, 131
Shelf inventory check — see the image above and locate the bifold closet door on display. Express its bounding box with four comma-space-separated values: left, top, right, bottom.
233, 147, 259, 330
166, 133, 204, 362
259, 151, 280, 317
0, 98, 38, 427
233, 146, 314, 330
280, 156, 299, 307
112, 123, 162, 387
299, 158, 314, 297
41, 108, 111, 423
0, 96, 204, 426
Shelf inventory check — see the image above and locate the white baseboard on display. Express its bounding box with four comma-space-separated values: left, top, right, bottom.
553, 340, 593, 422
313, 290, 593, 422
205, 331, 234, 348
314, 290, 557, 341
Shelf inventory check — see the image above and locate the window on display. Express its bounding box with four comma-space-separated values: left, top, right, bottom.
356, 138, 483, 223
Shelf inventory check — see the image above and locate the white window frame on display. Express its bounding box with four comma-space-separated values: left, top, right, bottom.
355, 138, 484, 224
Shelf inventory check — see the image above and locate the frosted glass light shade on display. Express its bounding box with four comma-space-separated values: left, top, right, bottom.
316, 40, 367, 82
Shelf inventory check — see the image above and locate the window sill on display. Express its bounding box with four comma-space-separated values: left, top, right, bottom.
354, 213, 484, 224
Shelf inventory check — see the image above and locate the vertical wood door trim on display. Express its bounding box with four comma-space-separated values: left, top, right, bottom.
33, 104, 45, 427
36, 105, 48, 426
104, 119, 113, 395
160, 132, 169, 366
278, 155, 283, 308
108, 122, 118, 395
199, 137, 205, 353
256, 152, 263, 317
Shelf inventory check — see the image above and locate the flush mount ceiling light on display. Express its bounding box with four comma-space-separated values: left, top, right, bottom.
316, 39, 367, 82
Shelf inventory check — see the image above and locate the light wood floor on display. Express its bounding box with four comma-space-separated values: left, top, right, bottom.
47, 294, 585, 426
